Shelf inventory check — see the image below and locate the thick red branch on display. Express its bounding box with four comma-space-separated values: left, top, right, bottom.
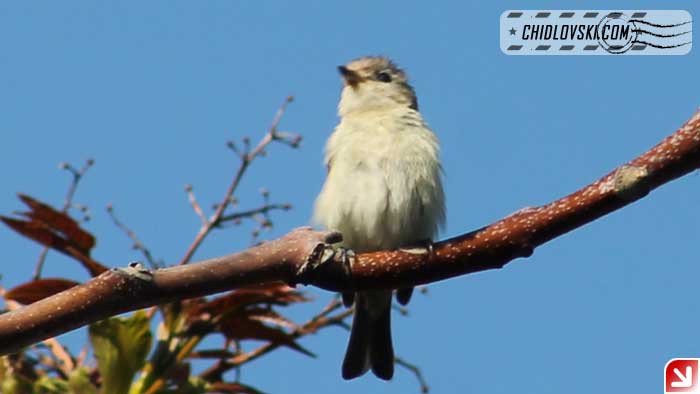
0, 228, 340, 355
0, 109, 698, 355
328, 109, 700, 290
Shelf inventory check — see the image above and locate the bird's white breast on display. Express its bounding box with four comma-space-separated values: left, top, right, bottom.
313, 108, 445, 253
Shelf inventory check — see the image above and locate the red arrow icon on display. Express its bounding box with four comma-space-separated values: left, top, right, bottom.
666, 359, 699, 393
673, 366, 693, 388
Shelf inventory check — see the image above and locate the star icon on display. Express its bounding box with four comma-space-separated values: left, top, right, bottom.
509, 27, 517, 36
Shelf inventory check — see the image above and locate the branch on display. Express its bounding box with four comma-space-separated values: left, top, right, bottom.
1, 109, 698, 355
178, 96, 299, 265
305, 109, 700, 291
0, 228, 340, 355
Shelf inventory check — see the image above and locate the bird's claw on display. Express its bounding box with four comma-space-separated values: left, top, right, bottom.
314, 244, 355, 279
322, 245, 355, 274
320, 245, 357, 307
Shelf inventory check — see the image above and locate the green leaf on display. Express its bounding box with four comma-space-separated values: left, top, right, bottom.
89, 310, 153, 394
0, 360, 33, 394
1, 376, 32, 394
34, 376, 70, 393
68, 368, 99, 394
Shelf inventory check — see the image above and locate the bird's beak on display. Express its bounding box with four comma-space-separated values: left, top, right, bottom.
338, 66, 361, 87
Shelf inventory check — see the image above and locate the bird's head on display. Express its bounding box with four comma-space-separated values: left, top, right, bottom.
337, 56, 418, 117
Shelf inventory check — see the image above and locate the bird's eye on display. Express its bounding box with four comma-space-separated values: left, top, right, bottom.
376, 71, 392, 83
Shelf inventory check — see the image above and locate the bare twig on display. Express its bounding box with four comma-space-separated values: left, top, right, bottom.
218, 203, 292, 226
179, 96, 300, 265
185, 184, 207, 225
60, 159, 94, 215
32, 158, 94, 280
395, 356, 430, 393
106, 203, 160, 268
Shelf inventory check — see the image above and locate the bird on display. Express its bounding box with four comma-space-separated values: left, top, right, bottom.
313, 56, 445, 380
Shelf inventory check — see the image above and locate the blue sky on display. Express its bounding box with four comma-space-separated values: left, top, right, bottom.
1, 2, 698, 393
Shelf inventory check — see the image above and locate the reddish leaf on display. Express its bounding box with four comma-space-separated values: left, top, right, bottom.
1, 194, 108, 276
5, 278, 80, 304
219, 315, 314, 357
66, 251, 108, 277
18, 194, 95, 253
1, 216, 71, 252
245, 308, 298, 331
190, 283, 309, 317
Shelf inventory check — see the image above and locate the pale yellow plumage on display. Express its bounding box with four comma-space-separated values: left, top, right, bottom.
313, 56, 445, 380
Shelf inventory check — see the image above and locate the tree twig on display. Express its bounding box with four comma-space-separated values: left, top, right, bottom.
106, 204, 160, 268
178, 96, 299, 265
395, 356, 429, 393
185, 184, 207, 225
218, 203, 292, 227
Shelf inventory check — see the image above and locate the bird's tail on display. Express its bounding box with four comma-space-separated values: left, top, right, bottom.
342, 291, 394, 380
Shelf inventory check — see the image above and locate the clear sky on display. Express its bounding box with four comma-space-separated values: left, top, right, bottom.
1, 2, 698, 393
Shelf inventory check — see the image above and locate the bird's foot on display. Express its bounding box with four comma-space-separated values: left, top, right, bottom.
321, 245, 357, 307
320, 245, 355, 272
293, 230, 349, 287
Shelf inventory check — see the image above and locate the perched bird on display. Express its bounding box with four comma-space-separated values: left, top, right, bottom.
313, 56, 445, 380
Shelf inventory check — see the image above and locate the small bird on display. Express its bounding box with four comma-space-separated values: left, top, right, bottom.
313, 56, 445, 380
